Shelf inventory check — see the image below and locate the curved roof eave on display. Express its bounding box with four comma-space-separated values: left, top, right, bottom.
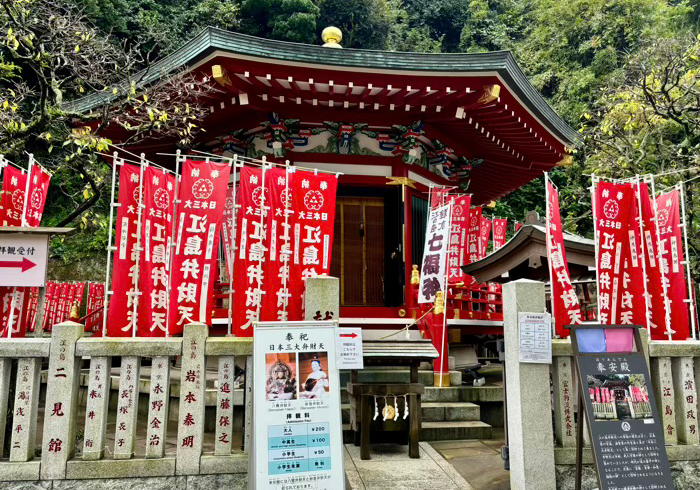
65, 27, 578, 146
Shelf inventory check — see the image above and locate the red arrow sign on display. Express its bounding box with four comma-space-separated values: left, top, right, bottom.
0, 257, 37, 273
339, 333, 358, 339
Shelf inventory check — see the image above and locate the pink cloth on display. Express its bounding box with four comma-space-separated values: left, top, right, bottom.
605, 328, 635, 352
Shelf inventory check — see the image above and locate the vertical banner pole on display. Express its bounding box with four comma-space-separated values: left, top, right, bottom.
635, 176, 652, 337
438, 199, 454, 388
227, 155, 239, 337
281, 160, 291, 319
103, 153, 120, 337
165, 150, 183, 337
21, 154, 33, 227
649, 174, 673, 341
591, 175, 601, 322
130, 154, 146, 338
544, 173, 556, 338
678, 181, 697, 340
255, 157, 268, 322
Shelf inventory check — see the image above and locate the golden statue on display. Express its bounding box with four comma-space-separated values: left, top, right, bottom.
410, 264, 420, 285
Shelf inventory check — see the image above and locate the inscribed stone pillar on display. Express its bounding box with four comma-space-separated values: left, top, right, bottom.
145, 356, 171, 458
83, 356, 112, 460
672, 357, 699, 444
113, 356, 141, 459
551, 356, 576, 447
41, 321, 84, 480
176, 322, 208, 475
0, 358, 12, 458
502, 279, 555, 490
651, 356, 677, 445
244, 354, 253, 453
10, 357, 41, 461
304, 276, 340, 322
215, 356, 236, 455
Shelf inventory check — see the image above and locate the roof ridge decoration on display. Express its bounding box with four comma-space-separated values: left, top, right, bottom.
65, 27, 577, 146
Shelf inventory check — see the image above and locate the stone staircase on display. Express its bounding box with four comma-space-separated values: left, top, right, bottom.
340, 368, 503, 442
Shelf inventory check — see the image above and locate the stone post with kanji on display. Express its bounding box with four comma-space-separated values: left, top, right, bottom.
40, 321, 84, 480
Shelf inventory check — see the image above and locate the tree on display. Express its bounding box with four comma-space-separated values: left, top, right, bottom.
239, 0, 319, 44
0, 0, 217, 271
318, 0, 391, 49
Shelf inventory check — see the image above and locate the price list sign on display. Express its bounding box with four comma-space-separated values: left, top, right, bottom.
570, 325, 673, 490
252, 321, 345, 490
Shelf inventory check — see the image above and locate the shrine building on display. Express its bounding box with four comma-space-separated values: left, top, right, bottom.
68, 26, 577, 337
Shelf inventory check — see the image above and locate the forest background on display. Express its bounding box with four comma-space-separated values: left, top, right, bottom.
2, 0, 700, 282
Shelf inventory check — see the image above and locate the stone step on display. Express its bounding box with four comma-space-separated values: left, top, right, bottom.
422, 385, 503, 403
340, 369, 462, 386
340, 401, 481, 423
341, 421, 492, 442
420, 421, 493, 441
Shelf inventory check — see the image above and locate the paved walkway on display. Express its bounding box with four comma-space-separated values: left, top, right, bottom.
431, 437, 510, 490
344, 442, 474, 490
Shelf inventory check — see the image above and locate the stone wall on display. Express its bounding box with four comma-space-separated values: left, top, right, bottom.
0, 474, 247, 490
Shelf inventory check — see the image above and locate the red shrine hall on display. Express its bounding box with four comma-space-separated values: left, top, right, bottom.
68, 28, 577, 341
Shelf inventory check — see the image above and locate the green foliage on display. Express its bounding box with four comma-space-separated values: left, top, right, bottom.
318, 0, 391, 49
240, 0, 319, 44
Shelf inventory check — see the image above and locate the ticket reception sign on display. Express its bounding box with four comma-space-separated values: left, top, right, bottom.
251, 321, 345, 490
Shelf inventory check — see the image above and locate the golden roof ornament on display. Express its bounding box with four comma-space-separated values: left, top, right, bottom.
69, 301, 80, 321
410, 264, 420, 285
434, 291, 445, 315
322, 26, 343, 48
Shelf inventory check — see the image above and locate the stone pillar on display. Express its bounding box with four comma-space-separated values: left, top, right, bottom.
83, 356, 112, 460
244, 354, 253, 453
304, 275, 339, 322
672, 357, 699, 444
502, 279, 555, 490
145, 356, 171, 458
10, 358, 41, 461
551, 356, 576, 447
113, 356, 141, 459
0, 358, 12, 458
176, 322, 208, 475
41, 321, 84, 480
215, 356, 235, 455
651, 356, 677, 444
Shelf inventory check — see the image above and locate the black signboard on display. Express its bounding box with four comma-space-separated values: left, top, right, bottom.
569, 324, 673, 490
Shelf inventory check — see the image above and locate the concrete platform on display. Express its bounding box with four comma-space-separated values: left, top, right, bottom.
344, 442, 474, 490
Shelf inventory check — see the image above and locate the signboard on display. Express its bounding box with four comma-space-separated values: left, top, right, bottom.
571, 325, 673, 490
252, 321, 345, 490
0, 234, 47, 287
518, 312, 552, 364
418, 203, 452, 304
336, 327, 363, 370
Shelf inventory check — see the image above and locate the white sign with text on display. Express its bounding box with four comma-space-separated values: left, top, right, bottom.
336, 327, 363, 370
252, 321, 345, 490
0, 233, 48, 287
519, 312, 552, 364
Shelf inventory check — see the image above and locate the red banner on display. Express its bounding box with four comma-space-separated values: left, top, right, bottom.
1, 166, 26, 226
466, 207, 482, 265
479, 217, 492, 259
288, 170, 338, 321
493, 218, 508, 250
139, 167, 176, 337
594, 181, 639, 325
107, 163, 142, 336
86, 282, 105, 332
515, 222, 522, 232
0, 287, 28, 337
233, 166, 268, 336
24, 164, 51, 227
261, 168, 295, 321
547, 180, 583, 336
430, 188, 448, 208
446, 195, 471, 283
638, 183, 668, 338
221, 185, 236, 277
656, 190, 690, 339
169, 159, 230, 335
42, 281, 57, 331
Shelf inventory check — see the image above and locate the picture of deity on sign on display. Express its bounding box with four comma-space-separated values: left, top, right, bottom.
299, 352, 330, 399
265, 353, 297, 401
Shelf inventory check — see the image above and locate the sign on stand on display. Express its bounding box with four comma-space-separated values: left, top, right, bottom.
251, 321, 345, 490
518, 312, 552, 364
570, 324, 673, 490
0, 233, 47, 287
336, 327, 363, 370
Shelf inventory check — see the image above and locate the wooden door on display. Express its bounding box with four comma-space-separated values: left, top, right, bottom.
330, 197, 385, 306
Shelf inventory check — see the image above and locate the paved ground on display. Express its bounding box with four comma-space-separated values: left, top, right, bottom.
344, 441, 474, 490
430, 433, 510, 490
